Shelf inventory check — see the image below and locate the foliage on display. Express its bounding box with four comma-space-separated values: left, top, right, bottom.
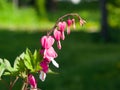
0, 49, 42, 79
107, 1, 120, 28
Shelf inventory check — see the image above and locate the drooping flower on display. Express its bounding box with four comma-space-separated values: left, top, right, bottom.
28, 74, 37, 89
40, 59, 49, 73
58, 21, 66, 40
43, 47, 58, 61
54, 28, 61, 41
80, 19, 86, 26
72, 18, 76, 29
40, 46, 59, 68
67, 19, 72, 34
54, 29, 62, 49
58, 21, 66, 32
39, 71, 46, 82
39, 57, 59, 81
41, 36, 55, 49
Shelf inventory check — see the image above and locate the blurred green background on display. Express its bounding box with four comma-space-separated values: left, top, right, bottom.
0, 0, 120, 90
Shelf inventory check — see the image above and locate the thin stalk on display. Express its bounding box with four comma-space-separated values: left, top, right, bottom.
47, 13, 82, 36
21, 81, 26, 90
9, 77, 19, 90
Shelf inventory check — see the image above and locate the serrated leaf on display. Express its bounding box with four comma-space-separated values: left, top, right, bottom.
23, 48, 33, 71
14, 53, 25, 70
0, 60, 5, 79
17, 58, 26, 72
33, 50, 42, 72
4, 59, 15, 72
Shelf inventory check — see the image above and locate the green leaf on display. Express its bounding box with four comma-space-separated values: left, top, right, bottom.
0, 58, 5, 79
14, 53, 26, 72
32, 50, 42, 72
0, 58, 3, 64
23, 48, 34, 71
4, 59, 15, 72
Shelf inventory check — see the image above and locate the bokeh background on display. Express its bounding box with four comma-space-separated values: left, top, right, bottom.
0, 0, 120, 90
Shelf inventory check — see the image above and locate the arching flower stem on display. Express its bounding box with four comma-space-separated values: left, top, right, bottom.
47, 13, 84, 36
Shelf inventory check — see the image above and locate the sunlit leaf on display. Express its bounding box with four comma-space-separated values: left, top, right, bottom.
0, 64, 5, 79
4, 59, 15, 72
24, 48, 34, 71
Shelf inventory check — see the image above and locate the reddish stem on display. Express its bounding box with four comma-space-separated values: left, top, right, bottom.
47, 13, 83, 36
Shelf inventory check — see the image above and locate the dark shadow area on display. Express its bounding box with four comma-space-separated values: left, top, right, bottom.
0, 29, 120, 90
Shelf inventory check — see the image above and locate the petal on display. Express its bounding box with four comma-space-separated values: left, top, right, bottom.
80, 19, 86, 26
28, 74, 37, 88
67, 19, 72, 26
40, 36, 55, 49
51, 58, 59, 68
40, 60, 49, 73
53, 29, 61, 41
57, 40, 61, 50
44, 47, 58, 60
67, 27, 71, 35
30, 89, 37, 90
58, 22, 66, 32
39, 71, 46, 82
72, 18, 76, 29
61, 31, 65, 40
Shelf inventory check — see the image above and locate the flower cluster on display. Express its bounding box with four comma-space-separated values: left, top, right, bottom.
28, 13, 86, 89
39, 17, 85, 81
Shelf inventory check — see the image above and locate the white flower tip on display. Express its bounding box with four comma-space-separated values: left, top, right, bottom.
51, 59, 59, 68
39, 71, 46, 82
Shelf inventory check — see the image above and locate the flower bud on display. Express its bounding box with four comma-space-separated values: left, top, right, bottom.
28, 74, 37, 89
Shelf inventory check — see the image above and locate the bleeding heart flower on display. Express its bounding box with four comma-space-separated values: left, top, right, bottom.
67, 19, 72, 34
72, 18, 76, 29
41, 36, 55, 49
67, 19, 72, 26
54, 28, 61, 41
42, 47, 58, 60
28, 74, 37, 89
80, 19, 86, 26
58, 21, 66, 32
54, 29, 62, 49
40, 59, 49, 73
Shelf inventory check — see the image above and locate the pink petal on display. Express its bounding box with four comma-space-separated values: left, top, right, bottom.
67, 19, 72, 26
44, 47, 58, 60
80, 19, 86, 26
58, 21, 66, 32
57, 40, 61, 49
61, 31, 65, 40
53, 29, 61, 41
28, 74, 37, 88
67, 26, 71, 35
41, 36, 55, 49
40, 60, 49, 73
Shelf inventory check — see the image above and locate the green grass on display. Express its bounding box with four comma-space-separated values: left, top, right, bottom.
0, 30, 120, 90
0, 1, 101, 32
